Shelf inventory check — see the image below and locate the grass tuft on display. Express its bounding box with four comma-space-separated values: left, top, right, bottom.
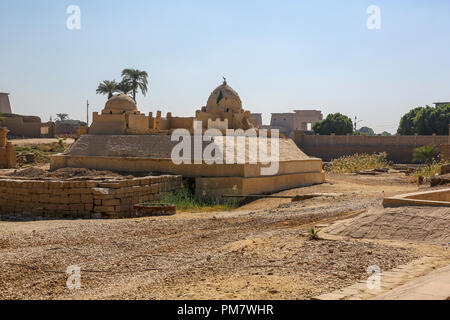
159, 187, 239, 212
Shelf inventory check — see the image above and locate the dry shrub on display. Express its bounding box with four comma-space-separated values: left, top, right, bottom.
327, 153, 391, 174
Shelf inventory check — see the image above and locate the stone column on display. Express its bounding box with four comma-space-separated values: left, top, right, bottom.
0, 127, 9, 147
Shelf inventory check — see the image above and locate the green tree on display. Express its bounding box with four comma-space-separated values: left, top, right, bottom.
313, 113, 353, 135
381, 131, 392, 136
398, 104, 450, 135
413, 144, 440, 164
96, 80, 119, 99
121, 68, 149, 102
358, 126, 375, 136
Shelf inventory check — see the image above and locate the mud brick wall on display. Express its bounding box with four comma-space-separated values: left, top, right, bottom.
294, 132, 450, 163
0, 175, 182, 219
441, 144, 450, 161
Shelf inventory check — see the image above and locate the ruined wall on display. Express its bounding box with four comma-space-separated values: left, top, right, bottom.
294, 132, 450, 163
3, 114, 42, 138
0, 175, 182, 219
0, 143, 16, 168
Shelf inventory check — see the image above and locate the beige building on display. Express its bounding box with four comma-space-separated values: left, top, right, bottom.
0, 92, 54, 138
53, 80, 325, 197
270, 110, 323, 137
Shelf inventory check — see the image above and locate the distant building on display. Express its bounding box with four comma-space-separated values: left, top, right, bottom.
249, 113, 262, 128
0, 92, 54, 138
55, 119, 87, 136
269, 110, 323, 137
0, 93, 12, 114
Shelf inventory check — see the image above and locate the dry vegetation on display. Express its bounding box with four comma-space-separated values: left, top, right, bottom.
326, 153, 391, 174
14, 139, 68, 166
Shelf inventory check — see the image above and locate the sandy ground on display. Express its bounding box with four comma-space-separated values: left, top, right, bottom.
0, 172, 448, 300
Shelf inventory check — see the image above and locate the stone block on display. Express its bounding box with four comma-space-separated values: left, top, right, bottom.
102, 199, 121, 206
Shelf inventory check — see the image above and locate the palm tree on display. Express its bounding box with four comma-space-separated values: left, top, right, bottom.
117, 80, 134, 96
413, 144, 440, 164
121, 68, 148, 102
96, 80, 119, 99
56, 113, 69, 121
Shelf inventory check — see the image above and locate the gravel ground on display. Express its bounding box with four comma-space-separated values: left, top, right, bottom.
0, 173, 432, 300
0, 197, 418, 300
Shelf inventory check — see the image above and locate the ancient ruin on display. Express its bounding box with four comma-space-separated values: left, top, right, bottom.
52, 80, 325, 197
0, 127, 16, 169
0, 92, 54, 138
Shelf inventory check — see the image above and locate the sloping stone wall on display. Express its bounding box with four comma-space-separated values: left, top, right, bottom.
0, 175, 182, 219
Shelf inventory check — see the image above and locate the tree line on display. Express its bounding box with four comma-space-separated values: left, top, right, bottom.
313, 104, 450, 136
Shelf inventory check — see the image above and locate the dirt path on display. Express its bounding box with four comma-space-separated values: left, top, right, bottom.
0, 173, 444, 300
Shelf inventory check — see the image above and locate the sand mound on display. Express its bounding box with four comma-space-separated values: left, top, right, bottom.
324, 205, 450, 244
5, 167, 133, 180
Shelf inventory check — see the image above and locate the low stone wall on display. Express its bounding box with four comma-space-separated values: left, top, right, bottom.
0, 175, 182, 219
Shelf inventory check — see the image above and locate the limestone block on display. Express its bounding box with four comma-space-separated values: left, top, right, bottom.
98, 182, 121, 189
68, 194, 81, 204
81, 195, 94, 203
102, 199, 121, 206
94, 206, 115, 213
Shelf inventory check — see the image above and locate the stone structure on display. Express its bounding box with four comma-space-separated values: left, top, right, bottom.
0, 175, 182, 219
0, 93, 55, 138
249, 113, 262, 128
89, 94, 150, 135
270, 110, 323, 137
0, 93, 12, 114
0, 127, 16, 168
53, 80, 325, 197
55, 119, 87, 136
195, 79, 254, 130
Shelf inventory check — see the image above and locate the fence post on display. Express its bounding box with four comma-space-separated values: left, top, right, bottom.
330, 133, 335, 144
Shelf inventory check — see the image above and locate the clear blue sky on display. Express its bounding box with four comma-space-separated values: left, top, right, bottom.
1, 0, 449, 133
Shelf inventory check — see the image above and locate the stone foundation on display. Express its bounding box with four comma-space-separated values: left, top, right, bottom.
0, 175, 182, 219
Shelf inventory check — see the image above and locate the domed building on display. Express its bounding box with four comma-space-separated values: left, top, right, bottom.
104, 94, 138, 113
89, 93, 150, 135
196, 79, 254, 130
53, 79, 325, 200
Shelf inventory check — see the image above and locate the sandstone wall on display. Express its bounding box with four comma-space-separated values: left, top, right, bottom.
0, 175, 182, 219
295, 132, 450, 163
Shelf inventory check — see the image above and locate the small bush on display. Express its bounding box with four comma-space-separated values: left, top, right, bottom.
413, 144, 440, 164
327, 153, 391, 174
307, 227, 320, 240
